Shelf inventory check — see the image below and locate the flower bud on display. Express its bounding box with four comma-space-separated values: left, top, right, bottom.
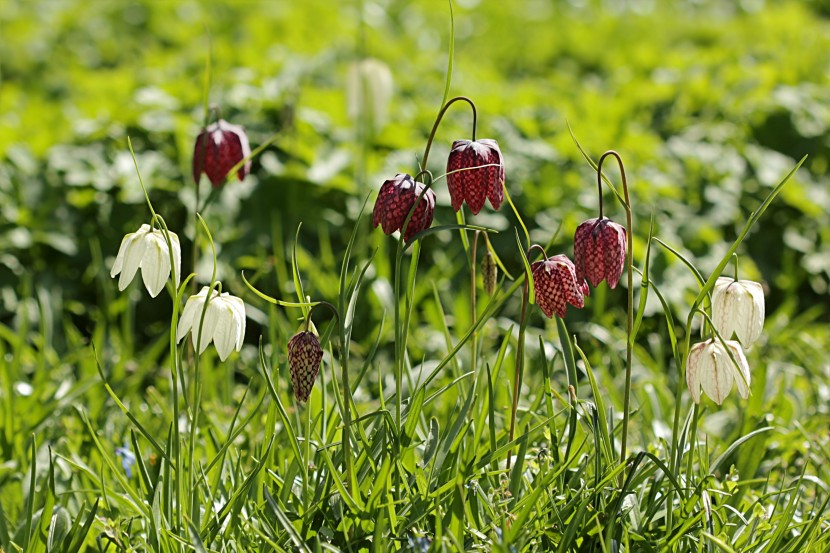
192, 119, 252, 187
686, 338, 750, 405
288, 331, 324, 403
712, 277, 765, 348
573, 217, 627, 289
481, 249, 497, 296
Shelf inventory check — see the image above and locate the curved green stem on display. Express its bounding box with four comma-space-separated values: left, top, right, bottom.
420, 96, 477, 175
305, 301, 341, 331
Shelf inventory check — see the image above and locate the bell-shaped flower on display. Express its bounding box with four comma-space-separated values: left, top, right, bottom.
176, 286, 246, 361
288, 330, 324, 403
110, 224, 181, 298
192, 119, 252, 187
346, 58, 394, 133
372, 173, 436, 242
686, 338, 750, 405
573, 217, 627, 289
712, 277, 765, 348
531, 254, 589, 318
446, 139, 505, 215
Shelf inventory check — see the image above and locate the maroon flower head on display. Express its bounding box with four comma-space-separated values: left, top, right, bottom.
531, 254, 588, 318
446, 139, 504, 215
193, 119, 252, 187
372, 173, 436, 242
573, 217, 627, 289
288, 331, 323, 403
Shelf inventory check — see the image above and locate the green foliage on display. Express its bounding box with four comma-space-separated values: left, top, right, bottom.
1, 0, 829, 551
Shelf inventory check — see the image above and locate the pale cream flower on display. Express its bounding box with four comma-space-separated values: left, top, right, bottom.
110, 224, 181, 298
686, 339, 750, 405
176, 286, 246, 361
712, 277, 765, 348
347, 58, 394, 133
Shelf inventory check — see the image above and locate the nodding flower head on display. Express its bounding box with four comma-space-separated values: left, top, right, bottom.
446, 139, 504, 215
686, 338, 750, 405
372, 173, 436, 242
176, 286, 247, 362
110, 224, 181, 298
712, 277, 765, 348
531, 254, 589, 318
193, 119, 252, 187
573, 217, 627, 289
288, 331, 324, 403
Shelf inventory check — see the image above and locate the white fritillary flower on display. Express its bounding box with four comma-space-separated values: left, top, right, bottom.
686, 339, 751, 405
712, 277, 765, 348
110, 224, 181, 298
176, 286, 246, 361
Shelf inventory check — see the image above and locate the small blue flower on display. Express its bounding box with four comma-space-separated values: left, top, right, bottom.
115, 445, 136, 478
407, 535, 431, 553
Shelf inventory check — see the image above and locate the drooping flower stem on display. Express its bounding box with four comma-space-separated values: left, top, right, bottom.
191, 105, 221, 294
470, 231, 480, 380
187, 216, 219, 523
303, 301, 344, 491
507, 243, 548, 470
393, 171, 434, 431
420, 96, 477, 175
596, 151, 634, 467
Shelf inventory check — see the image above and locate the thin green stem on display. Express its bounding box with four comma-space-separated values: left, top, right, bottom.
188, 215, 218, 523
686, 403, 701, 481
304, 397, 311, 512
507, 279, 529, 471
301, 300, 348, 491
596, 151, 634, 467
471, 231, 479, 384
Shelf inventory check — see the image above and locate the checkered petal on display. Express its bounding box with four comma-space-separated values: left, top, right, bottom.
574, 218, 627, 289
372, 174, 435, 242
446, 139, 505, 215
404, 184, 436, 242
532, 254, 585, 318
479, 139, 505, 211
193, 119, 251, 187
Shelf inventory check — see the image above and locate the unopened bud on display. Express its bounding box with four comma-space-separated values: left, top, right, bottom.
481, 249, 497, 295
288, 331, 323, 403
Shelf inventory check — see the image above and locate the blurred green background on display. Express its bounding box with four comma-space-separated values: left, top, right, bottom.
1, 0, 829, 378
2, 1, 830, 547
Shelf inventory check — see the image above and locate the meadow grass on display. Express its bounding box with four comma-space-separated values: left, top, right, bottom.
1, 1, 830, 551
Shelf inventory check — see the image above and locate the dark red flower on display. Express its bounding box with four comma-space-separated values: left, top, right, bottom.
446, 139, 504, 215
573, 218, 627, 289
372, 173, 436, 242
193, 119, 252, 187
288, 331, 323, 403
531, 254, 588, 318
